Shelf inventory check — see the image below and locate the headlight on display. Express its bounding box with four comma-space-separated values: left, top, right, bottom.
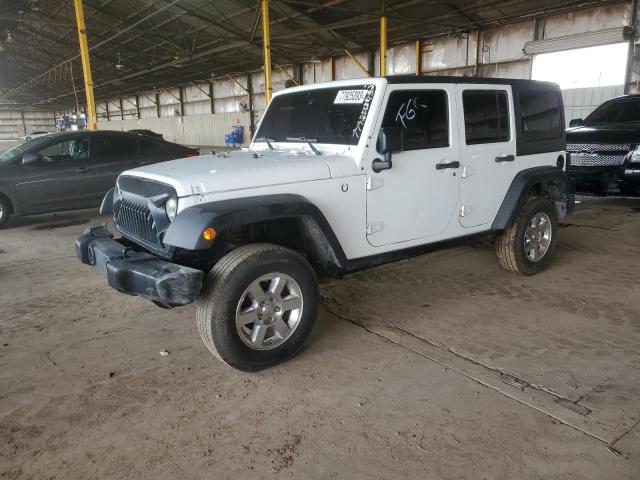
630, 145, 640, 163
165, 197, 177, 222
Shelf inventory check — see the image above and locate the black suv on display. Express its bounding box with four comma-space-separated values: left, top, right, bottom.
566, 94, 640, 196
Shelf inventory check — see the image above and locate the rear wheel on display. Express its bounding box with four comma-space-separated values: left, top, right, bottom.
495, 196, 558, 275
0, 196, 12, 228
196, 243, 319, 371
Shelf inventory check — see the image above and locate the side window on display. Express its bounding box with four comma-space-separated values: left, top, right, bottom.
519, 90, 562, 141
139, 139, 155, 153
95, 136, 140, 160
38, 138, 89, 162
463, 90, 510, 145
380, 90, 449, 151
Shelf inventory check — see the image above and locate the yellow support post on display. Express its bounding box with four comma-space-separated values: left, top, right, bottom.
415, 39, 422, 75
380, 0, 387, 76
261, 0, 272, 104
73, 0, 97, 131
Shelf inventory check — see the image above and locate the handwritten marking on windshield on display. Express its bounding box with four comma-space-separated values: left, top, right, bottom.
352, 85, 376, 139
396, 97, 428, 128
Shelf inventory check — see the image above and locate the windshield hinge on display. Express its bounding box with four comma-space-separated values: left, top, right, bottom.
366, 221, 383, 234
366, 176, 384, 191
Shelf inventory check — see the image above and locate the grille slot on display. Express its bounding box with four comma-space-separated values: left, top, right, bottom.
569, 153, 626, 167
566, 143, 631, 152
115, 199, 161, 250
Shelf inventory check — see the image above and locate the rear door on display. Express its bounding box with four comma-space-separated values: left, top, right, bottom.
14, 135, 97, 214
457, 85, 517, 228
92, 133, 145, 193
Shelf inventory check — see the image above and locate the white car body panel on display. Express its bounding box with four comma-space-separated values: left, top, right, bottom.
118, 76, 563, 262
456, 84, 518, 228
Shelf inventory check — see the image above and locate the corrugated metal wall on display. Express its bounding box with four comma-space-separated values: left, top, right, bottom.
97, 111, 251, 146
10, 1, 629, 144
0, 111, 56, 140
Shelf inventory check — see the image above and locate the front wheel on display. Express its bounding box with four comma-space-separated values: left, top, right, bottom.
495, 196, 558, 275
196, 243, 319, 371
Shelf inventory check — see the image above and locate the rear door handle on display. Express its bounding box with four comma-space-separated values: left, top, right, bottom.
495, 154, 515, 163
435, 161, 460, 170
75, 167, 89, 173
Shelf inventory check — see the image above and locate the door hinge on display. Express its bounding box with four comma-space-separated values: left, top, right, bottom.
461, 166, 474, 179
366, 221, 383, 234
459, 205, 472, 217
366, 176, 384, 191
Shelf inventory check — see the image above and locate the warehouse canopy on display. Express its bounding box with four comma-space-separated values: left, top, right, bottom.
0, 0, 623, 108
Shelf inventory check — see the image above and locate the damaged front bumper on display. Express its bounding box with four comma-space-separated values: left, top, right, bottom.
75, 224, 204, 306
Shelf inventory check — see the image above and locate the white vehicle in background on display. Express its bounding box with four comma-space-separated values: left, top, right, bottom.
21, 130, 53, 142
76, 75, 574, 372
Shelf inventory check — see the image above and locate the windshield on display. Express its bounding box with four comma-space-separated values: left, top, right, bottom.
584, 98, 640, 124
0, 137, 51, 164
255, 84, 376, 146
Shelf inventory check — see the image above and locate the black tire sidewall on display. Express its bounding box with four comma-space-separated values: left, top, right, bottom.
0, 197, 11, 228
513, 198, 558, 275
208, 249, 319, 371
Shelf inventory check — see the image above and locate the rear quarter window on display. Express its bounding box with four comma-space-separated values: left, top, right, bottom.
519, 89, 563, 141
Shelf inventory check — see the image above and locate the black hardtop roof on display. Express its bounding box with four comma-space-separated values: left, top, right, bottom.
386, 75, 560, 89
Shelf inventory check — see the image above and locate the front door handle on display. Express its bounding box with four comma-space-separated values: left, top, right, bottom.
75, 167, 89, 173
495, 154, 515, 163
435, 161, 460, 170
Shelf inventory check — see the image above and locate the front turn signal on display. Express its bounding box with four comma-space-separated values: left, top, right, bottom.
202, 227, 216, 241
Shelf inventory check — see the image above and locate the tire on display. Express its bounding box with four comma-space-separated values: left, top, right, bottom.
495, 196, 558, 276
196, 243, 319, 372
0, 195, 12, 228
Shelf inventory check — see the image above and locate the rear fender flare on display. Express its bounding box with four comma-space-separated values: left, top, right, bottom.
492, 166, 573, 231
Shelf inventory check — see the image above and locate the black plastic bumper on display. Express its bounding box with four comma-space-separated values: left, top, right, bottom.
568, 165, 640, 194
76, 224, 204, 306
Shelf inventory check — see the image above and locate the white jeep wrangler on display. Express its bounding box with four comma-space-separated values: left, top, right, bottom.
77, 76, 573, 371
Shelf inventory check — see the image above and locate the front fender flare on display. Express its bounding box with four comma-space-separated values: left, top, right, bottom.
163, 194, 347, 267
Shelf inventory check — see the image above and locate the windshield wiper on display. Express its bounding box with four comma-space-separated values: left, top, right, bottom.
254, 136, 275, 150
285, 136, 321, 155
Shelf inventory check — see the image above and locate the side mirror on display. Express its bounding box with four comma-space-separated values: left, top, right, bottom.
373, 127, 403, 173
22, 152, 43, 165
569, 118, 583, 128
378, 127, 403, 155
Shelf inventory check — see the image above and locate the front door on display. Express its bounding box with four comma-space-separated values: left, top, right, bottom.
457, 85, 517, 228
14, 136, 96, 214
366, 85, 460, 247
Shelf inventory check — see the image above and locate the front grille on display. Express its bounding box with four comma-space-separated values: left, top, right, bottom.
114, 199, 163, 253
569, 153, 627, 167
566, 143, 631, 152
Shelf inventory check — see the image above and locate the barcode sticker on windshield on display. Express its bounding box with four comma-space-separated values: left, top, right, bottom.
334, 90, 368, 104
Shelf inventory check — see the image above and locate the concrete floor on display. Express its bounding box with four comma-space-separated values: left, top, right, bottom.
0, 197, 639, 479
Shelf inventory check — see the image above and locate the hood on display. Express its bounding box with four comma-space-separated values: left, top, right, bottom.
566, 122, 640, 145
120, 149, 357, 197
